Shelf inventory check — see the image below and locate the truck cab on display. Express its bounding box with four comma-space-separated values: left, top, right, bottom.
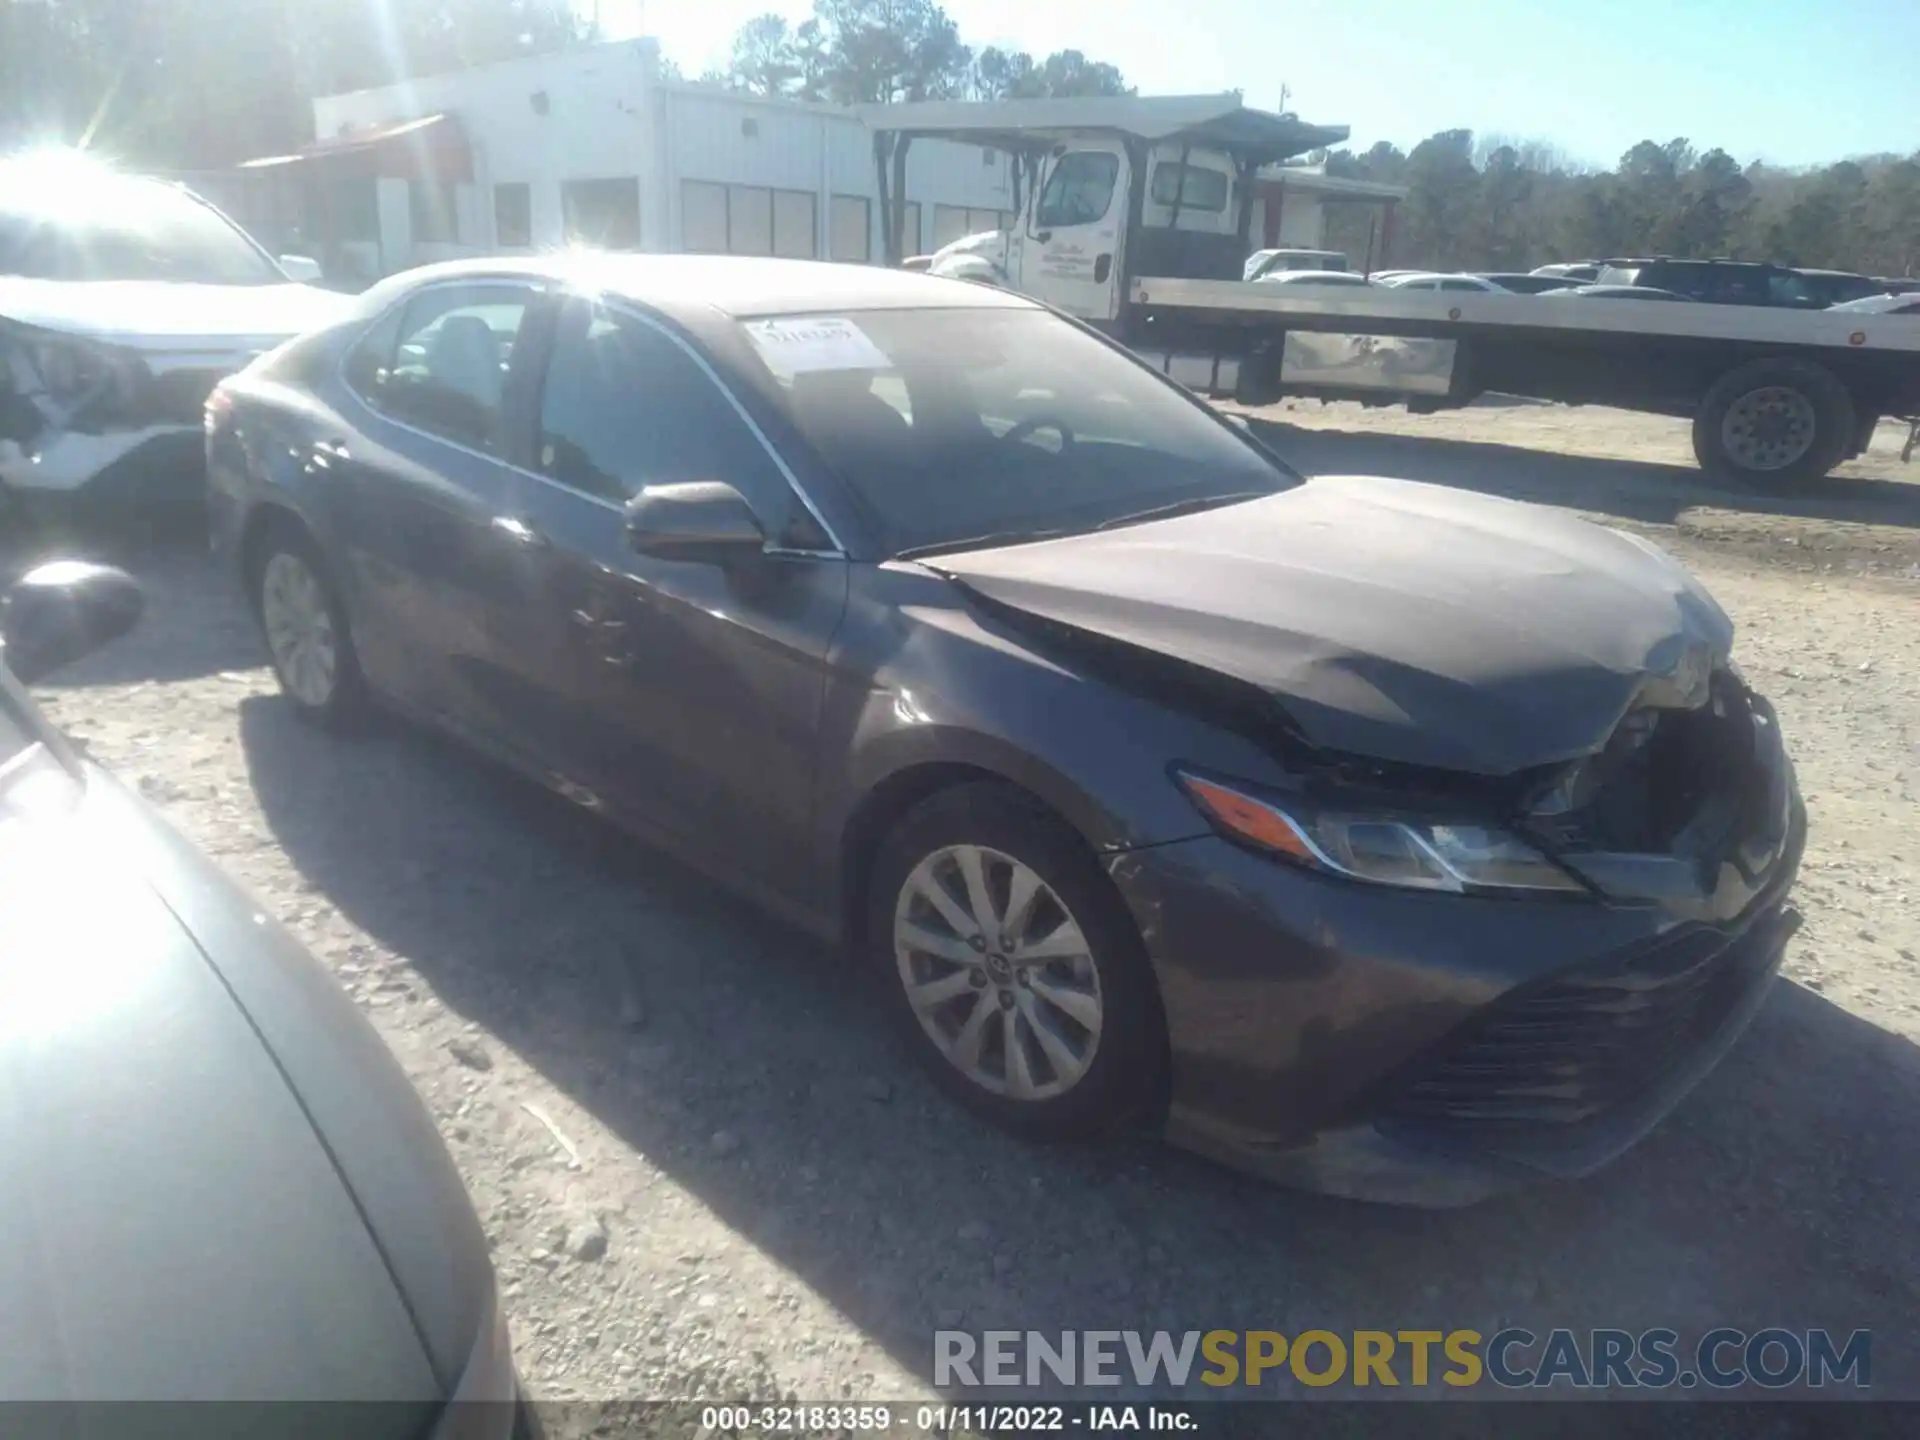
863, 96, 1346, 326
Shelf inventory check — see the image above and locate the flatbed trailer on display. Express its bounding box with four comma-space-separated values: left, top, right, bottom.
859, 97, 1920, 487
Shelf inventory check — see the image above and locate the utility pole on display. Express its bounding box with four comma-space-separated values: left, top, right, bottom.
1277, 82, 1291, 115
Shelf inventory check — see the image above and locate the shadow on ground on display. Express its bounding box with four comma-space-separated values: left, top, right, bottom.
1242, 415, 1920, 533
236, 693, 1920, 1413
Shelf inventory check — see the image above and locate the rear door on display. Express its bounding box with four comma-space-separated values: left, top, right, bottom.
504, 295, 850, 899
1025, 143, 1129, 321
327, 280, 555, 746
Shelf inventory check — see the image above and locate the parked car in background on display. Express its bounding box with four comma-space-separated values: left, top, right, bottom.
0, 152, 345, 520
0, 562, 528, 1427
1592, 258, 1876, 309
1530, 261, 1601, 281
1377, 272, 1511, 293
1876, 278, 1920, 296
1244, 247, 1349, 280
1790, 268, 1885, 308
1477, 272, 1585, 294
1829, 292, 1920, 316
208, 254, 1804, 1206
1250, 268, 1374, 288
1545, 283, 1692, 303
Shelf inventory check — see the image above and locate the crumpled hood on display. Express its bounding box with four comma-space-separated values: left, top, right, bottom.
0, 277, 349, 352
935, 475, 1734, 776
0, 766, 436, 1402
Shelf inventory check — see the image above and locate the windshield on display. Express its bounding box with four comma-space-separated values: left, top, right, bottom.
0, 172, 281, 284
735, 307, 1297, 556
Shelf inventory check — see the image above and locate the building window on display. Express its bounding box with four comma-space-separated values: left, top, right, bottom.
830, 195, 870, 263
562, 177, 641, 250
680, 181, 816, 259
681, 181, 729, 253
901, 201, 921, 256
931, 204, 1011, 251
773, 189, 815, 258
410, 175, 458, 244
494, 183, 532, 248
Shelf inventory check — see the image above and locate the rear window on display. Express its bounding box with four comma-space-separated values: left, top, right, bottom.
732, 307, 1295, 556
1149, 163, 1229, 214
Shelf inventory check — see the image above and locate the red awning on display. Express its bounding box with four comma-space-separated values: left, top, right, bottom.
238, 113, 471, 183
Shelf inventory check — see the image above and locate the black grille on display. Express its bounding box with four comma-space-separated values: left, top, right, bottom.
1384, 907, 1788, 1137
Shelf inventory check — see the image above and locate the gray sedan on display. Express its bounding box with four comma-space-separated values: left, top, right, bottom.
0, 563, 527, 1431
208, 256, 1802, 1206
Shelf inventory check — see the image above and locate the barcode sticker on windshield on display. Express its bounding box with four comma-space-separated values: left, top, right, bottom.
743, 317, 891, 375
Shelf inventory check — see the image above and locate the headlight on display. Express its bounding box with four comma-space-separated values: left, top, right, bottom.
1177, 771, 1586, 896
4, 324, 133, 419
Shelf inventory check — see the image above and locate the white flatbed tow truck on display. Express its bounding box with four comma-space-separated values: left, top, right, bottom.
858, 96, 1920, 487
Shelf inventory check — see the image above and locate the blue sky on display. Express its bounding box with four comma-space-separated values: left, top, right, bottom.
602, 0, 1919, 168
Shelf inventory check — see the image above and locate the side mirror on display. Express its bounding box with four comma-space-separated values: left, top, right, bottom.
1, 561, 143, 684
279, 254, 325, 284
624, 482, 766, 566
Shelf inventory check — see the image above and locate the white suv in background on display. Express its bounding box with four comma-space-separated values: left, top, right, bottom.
1, 154, 345, 519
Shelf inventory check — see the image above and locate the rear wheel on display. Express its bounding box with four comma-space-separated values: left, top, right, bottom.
251, 526, 367, 730
866, 782, 1165, 1140
1693, 358, 1854, 490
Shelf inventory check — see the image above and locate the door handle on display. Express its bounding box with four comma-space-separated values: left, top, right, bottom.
489, 515, 548, 548
1093, 253, 1112, 283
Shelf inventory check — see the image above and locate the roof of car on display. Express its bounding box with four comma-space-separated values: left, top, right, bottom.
1259, 269, 1369, 282
360, 253, 1037, 322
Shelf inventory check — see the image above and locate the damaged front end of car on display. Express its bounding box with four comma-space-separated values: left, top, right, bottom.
971, 584, 1804, 1199
1, 318, 225, 518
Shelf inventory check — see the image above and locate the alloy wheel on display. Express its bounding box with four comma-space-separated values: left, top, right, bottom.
260, 551, 338, 709
893, 844, 1104, 1101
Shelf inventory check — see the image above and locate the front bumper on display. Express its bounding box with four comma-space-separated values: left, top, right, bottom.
0, 424, 203, 503
1109, 738, 1806, 1207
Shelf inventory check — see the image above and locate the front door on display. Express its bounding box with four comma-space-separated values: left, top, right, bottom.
506, 295, 850, 901
1025, 143, 1129, 322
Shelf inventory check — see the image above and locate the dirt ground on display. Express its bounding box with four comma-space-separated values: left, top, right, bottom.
14, 402, 1920, 1420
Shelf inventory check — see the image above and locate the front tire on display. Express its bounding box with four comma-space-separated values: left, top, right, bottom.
866, 782, 1165, 1140
251, 526, 368, 731
1693, 358, 1854, 491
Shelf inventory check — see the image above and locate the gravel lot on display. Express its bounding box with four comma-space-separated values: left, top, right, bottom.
13, 403, 1920, 1421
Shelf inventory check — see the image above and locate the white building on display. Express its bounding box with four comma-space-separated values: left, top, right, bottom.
231, 38, 1017, 283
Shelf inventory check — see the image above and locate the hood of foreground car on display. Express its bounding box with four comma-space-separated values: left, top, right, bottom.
0, 276, 350, 351
0, 763, 438, 1404
934, 475, 1733, 776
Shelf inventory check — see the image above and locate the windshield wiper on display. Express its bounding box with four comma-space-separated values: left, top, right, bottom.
893, 528, 1075, 562
1095, 491, 1268, 532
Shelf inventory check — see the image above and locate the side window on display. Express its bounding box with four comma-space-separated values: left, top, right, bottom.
536, 303, 804, 540
349, 286, 534, 453
1440, 279, 1483, 292
342, 310, 403, 396
1764, 271, 1816, 307
1148, 163, 1228, 213
1035, 152, 1119, 230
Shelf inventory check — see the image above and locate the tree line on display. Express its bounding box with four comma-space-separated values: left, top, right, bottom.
711, 2, 1132, 104
1, 0, 1910, 279
1324, 133, 1920, 280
